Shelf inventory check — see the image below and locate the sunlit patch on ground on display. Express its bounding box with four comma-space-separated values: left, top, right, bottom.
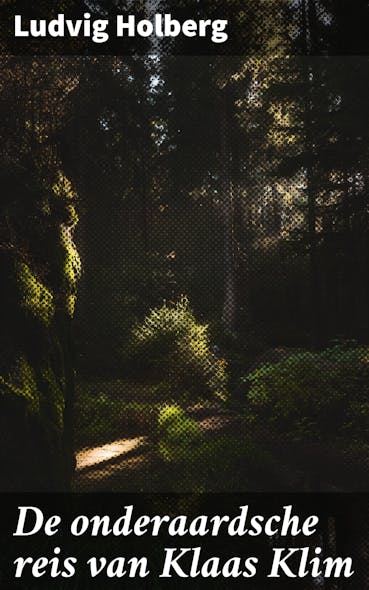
76, 437, 147, 471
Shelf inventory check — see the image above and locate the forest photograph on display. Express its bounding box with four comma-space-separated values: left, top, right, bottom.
2, 0, 369, 499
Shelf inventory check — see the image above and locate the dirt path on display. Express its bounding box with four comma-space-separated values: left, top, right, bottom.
73, 436, 153, 491
73, 407, 242, 491
76, 437, 146, 471
73, 406, 369, 492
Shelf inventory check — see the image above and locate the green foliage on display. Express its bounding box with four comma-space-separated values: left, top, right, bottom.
156, 403, 216, 491
132, 296, 228, 400
60, 226, 81, 317
53, 171, 81, 318
157, 404, 203, 462
156, 404, 283, 491
74, 383, 159, 448
40, 367, 66, 430
246, 345, 369, 441
0, 358, 40, 414
17, 262, 55, 326
1, 159, 81, 489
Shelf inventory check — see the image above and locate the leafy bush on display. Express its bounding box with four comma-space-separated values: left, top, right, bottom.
132, 296, 228, 400
156, 404, 283, 491
74, 386, 158, 448
245, 345, 369, 441
157, 404, 203, 463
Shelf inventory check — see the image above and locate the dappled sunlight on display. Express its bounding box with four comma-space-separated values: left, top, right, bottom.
76, 437, 146, 471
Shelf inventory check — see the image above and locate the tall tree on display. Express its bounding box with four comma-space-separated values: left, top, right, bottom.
0, 58, 81, 490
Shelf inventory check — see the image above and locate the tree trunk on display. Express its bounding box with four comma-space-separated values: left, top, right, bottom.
302, 0, 320, 348
219, 59, 237, 337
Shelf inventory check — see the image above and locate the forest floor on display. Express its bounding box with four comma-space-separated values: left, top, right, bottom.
73, 380, 369, 493
73, 405, 244, 492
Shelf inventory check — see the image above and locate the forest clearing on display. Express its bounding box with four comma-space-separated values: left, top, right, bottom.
3, 3, 369, 589
2, 1, 369, 499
